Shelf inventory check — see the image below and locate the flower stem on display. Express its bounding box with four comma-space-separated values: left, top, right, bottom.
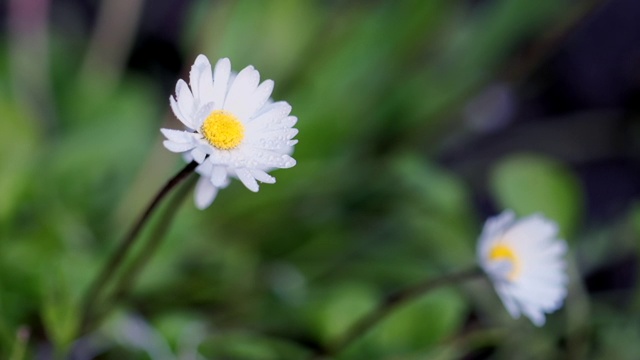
321, 267, 483, 357
78, 160, 198, 335
84, 174, 196, 333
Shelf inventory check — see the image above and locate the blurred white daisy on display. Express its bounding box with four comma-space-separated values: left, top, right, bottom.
161, 55, 298, 209
477, 211, 568, 326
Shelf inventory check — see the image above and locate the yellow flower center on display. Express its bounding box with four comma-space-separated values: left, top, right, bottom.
488, 244, 520, 280
200, 110, 245, 150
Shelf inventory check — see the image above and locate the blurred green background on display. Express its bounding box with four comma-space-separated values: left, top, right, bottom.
2, 0, 640, 358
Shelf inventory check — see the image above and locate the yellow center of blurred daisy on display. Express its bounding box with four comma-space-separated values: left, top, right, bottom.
200, 110, 244, 150
489, 244, 520, 280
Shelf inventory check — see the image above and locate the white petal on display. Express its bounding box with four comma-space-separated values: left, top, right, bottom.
194, 177, 218, 210
247, 102, 292, 130
223, 66, 260, 119
250, 169, 276, 184
169, 96, 196, 130
235, 168, 259, 192
485, 211, 517, 237
251, 140, 292, 152
545, 241, 568, 258
505, 214, 558, 248
194, 102, 216, 128
218, 174, 231, 188
494, 283, 520, 319
210, 166, 228, 187
176, 79, 195, 121
248, 126, 298, 140
266, 138, 297, 156
195, 159, 214, 177
245, 129, 298, 151
521, 303, 546, 327
243, 148, 296, 169
237, 79, 273, 121
160, 128, 195, 143
252, 99, 289, 117
163, 140, 196, 153
190, 54, 215, 105
277, 128, 299, 140
191, 146, 208, 164
212, 58, 231, 111
282, 116, 298, 128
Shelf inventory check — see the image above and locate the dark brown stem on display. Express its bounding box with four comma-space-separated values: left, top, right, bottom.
78, 160, 198, 335
323, 267, 483, 357
84, 175, 196, 333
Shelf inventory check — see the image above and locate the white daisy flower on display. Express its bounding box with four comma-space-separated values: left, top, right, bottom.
477, 210, 568, 326
161, 55, 298, 209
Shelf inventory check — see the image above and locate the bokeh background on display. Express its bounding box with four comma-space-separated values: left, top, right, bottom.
1, 0, 640, 358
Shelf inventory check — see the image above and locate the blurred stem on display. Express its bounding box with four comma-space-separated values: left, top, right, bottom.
78, 0, 145, 94
503, 0, 611, 85
84, 174, 197, 334
318, 267, 482, 357
8, 327, 29, 360
8, 0, 56, 130
565, 254, 591, 360
435, 326, 505, 358
78, 160, 198, 335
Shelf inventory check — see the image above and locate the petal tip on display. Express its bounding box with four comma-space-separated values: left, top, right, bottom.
194, 54, 210, 65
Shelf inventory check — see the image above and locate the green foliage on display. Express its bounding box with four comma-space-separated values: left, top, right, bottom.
370, 288, 467, 354
309, 283, 378, 344
393, 155, 476, 266
0, 99, 39, 223
40, 265, 79, 353
490, 153, 583, 237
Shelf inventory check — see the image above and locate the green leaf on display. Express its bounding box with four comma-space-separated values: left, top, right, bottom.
393, 155, 472, 218
0, 100, 39, 222
40, 264, 79, 353
392, 155, 476, 265
310, 283, 378, 344
369, 288, 466, 354
490, 153, 583, 237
